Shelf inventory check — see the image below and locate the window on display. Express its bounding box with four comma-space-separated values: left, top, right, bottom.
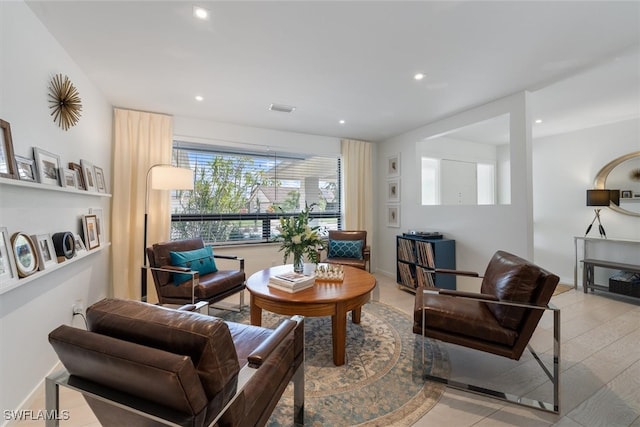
170, 142, 341, 245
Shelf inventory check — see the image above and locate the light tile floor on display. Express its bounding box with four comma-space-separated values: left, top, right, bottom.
11, 273, 640, 426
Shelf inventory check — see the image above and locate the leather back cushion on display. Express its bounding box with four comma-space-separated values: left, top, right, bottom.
480, 251, 543, 330
86, 298, 240, 400
49, 325, 208, 415
148, 238, 205, 286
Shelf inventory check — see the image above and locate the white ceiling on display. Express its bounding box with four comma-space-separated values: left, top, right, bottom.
26, 1, 640, 143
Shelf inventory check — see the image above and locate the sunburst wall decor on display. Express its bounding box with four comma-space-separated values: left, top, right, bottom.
48, 73, 82, 131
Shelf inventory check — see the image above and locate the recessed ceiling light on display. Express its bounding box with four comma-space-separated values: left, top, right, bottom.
535, 119, 543, 124
339, 120, 345, 124
414, 73, 426, 81
193, 6, 210, 20
195, 95, 204, 101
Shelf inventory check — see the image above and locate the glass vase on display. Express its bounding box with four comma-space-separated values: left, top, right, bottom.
293, 251, 304, 273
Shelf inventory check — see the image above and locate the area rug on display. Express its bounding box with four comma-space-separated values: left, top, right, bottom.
553, 283, 574, 296
217, 301, 449, 426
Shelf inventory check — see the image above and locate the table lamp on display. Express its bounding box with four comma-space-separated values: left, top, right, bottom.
585, 189, 619, 238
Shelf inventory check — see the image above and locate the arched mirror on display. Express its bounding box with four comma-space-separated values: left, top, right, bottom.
594, 151, 640, 217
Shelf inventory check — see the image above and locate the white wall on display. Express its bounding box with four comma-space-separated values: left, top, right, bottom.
0, 2, 112, 418
533, 118, 640, 284
376, 93, 533, 281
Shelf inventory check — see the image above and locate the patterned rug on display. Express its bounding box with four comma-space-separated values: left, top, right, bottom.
217, 301, 449, 426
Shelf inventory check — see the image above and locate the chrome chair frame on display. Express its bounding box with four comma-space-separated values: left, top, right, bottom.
420, 288, 561, 414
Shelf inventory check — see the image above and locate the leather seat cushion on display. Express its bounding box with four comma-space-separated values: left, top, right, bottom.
160, 270, 246, 299
325, 258, 366, 270
414, 293, 518, 347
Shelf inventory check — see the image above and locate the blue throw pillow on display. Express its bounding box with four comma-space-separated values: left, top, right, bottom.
170, 246, 218, 285
328, 240, 363, 260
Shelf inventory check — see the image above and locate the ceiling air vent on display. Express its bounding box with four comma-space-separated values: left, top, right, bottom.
269, 103, 296, 113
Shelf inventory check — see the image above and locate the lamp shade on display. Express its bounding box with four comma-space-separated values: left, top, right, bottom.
150, 166, 194, 190
586, 189, 611, 206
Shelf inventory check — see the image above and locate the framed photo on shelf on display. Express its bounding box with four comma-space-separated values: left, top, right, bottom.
387, 178, 400, 203
387, 205, 400, 228
387, 153, 400, 177
33, 147, 62, 186
621, 190, 632, 199
31, 234, 58, 271
80, 159, 97, 192
73, 233, 87, 256
61, 168, 78, 189
94, 166, 107, 193
89, 207, 105, 246
0, 119, 19, 179
82, 214, 100, 249
69, 162, 86, 190
15, 155, 37, 182
0, 227, 19, 288
10, 232, 39, 277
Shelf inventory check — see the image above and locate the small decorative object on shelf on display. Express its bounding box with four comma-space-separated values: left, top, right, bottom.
48, 73, 82, 131
314, 264, 344, 282
274, 203, 324, 273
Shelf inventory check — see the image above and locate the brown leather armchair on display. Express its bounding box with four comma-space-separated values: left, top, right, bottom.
321, 230, 370, 272
147, 238, 246, 310
46, 298, 304, 427
413, 250, 561, 413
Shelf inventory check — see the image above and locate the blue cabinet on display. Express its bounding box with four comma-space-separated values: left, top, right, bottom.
396, 234, 456, 291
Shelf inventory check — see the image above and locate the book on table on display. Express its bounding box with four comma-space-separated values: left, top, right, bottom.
269, 271, 315, 292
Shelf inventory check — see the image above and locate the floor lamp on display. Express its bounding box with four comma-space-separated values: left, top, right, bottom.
142, 164, 194, 301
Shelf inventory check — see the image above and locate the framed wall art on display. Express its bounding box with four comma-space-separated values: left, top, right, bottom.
82, 214, 100, 249
0, 119, 19, 179
61, 168, 78, 189
94, 165, 107, 193
10, 232, 39, 277
0, 227, 19, 289
33, 147, 62, 186
387, 205, 400, 228
89, 207, 105, 246
80, 159, 97, 191
73, 233, 87, 256
31, 234, 58, 271
15, 155, 37, 182
69, 162, 86, 190
387, 178, 400, 203
387, 153, 400, 177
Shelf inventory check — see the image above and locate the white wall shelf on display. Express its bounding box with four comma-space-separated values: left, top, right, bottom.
0, 177, 111, 197
0, 243, 110, 295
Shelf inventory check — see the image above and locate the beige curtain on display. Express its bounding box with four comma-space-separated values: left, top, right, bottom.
111, 108, 173, 302
341, 138, 374, 259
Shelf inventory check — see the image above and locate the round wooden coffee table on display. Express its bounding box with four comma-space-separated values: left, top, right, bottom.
246, 264, 376, 366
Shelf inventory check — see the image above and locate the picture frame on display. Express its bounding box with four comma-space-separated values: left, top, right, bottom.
33, 147, 62, 186
31, 234, 58, 271
82, 214, 100, 249
73, 233, 87, 256
89, 207, 105, 246
388, 153, 400, 177
0, 227, 19, 288
80, 159, 97, 192
387, 178, 400, 203
621, 190, 632, 199
94, 165, 107, 193
387, 205, 400, 228
15, 155, 37, 182
0, 119, 19, 180
61, 168, 78, 189
10, 232, 39, 277
69, 162, 87, 190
